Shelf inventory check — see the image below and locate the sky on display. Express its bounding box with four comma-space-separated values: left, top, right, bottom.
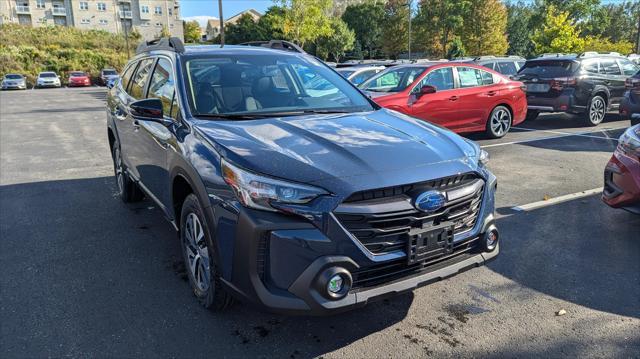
180, 0, 272, 20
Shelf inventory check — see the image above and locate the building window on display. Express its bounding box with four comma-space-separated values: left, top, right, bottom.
38, 17, 47, 23
155, 22, 161, 27
99, 19, 108, 25
36, 0, 45, 9
79, 2, 88, 10
80, 18, 90, 24
169, 23, 174, 28
97, 2, 106, 11
141, 5, 149, 14
154, 6, 162, 15
140, 21, 150, 27
168, 7, 172, 16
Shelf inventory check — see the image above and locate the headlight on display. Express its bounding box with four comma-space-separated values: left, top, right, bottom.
618, 126, 640, 156
221, 158, 328, 212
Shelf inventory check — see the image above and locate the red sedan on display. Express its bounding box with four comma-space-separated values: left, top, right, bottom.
67, 71, 91, 87
603, 124, 640, 214
360, 63, 527, 138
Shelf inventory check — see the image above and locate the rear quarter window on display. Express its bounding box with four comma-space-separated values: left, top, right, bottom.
519, 60, 579, 77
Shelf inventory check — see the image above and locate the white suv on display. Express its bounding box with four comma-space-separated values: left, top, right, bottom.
36, 72, 61, 88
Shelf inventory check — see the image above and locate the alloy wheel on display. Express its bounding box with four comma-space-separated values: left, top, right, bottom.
183, 213, 211, 292
589, 97, 606, 124
490, 108, 511, 137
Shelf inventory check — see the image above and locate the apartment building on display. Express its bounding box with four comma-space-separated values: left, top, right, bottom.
0, 0, 183, 41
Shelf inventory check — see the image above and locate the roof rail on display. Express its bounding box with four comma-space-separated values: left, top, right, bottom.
239, 40, 306, 54
136, 37, 185, 54
578, 51, 623, 58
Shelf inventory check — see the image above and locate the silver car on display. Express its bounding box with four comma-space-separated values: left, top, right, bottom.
336, 65, 386, 86
1, 74, 27, 90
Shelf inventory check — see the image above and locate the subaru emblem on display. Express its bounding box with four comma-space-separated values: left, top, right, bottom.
414, 191, 446, 213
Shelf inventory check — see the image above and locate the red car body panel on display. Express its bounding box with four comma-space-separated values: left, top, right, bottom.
603, 142, 640, 212
368, 63, 527, 134
68, 72, 91, 87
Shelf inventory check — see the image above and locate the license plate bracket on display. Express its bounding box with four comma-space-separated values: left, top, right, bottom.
526, 83, 550, 93
406, 222, 454, 265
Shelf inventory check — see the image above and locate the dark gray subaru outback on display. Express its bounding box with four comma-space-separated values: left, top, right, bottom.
106, 38, 499, 315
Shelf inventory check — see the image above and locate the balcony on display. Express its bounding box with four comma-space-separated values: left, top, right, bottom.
15, 5, 30, 14
119, 10, 132, 19
118, 0, 131, 2
52, 7, 66, 16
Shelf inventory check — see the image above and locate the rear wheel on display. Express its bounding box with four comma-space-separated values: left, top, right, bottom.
112, 141, 144, 203
485, 105, 512, 139
525, 110, 539, 121
585, 95, 606, 126
180, 194, 233, 311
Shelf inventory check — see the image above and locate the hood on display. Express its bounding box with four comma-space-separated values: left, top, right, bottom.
194, 109, 480, 195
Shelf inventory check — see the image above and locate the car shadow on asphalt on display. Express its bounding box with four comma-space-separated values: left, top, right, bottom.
488, 194, 640, 319
0, 176, 412, 357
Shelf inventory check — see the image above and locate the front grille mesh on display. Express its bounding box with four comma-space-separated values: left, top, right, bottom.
335, 175, 484, 254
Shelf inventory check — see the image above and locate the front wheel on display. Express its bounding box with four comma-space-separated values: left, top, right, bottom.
180, 194, 233, 311
585, 95, 606, 126
485, 105, 512, 139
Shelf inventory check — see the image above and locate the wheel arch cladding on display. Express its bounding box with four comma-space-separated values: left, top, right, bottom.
107, 128, 116, 152
172, 174, 194, 226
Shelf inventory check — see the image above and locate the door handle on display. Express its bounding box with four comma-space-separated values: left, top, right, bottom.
449, 96, 459, 101
487, 91, 497, 96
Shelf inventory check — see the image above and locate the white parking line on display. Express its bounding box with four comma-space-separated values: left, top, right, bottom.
511, 187, 603, 212
481, 126, 624, 148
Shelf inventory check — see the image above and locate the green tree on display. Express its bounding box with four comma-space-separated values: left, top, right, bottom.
414, 0, 469, 58
582, 1, 640, 45
183, 20, 201, 43
225, 13, 261, 43
256, 6, 287, 40
446, 38, 466, 59
381, 0, 410, 59
277, 0, 333, 47
341, 1, 385, 58
160, 25, 171, 38
531, 5, 584, 54
315, 18, 356, 62
461, 0, 508, 56
505, 1, 535, 57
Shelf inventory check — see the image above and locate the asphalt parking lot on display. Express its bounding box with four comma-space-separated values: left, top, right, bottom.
1, 87, 638, 358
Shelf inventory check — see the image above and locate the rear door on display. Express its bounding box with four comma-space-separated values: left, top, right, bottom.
450, 66, 496, 131
407, 67, 457, 127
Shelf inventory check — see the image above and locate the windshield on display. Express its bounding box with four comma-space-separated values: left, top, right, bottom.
40, 73, 57, 78
185, 54, 374, 117
5, 74, 23, 79
519, 60, 578, 77
70, 72, 86, 77
336, 69, 355, 78
103, 70, 117, 75
360, 66, 427, 92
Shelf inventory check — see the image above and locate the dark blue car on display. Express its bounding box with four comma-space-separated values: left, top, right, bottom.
106, 38, 500, 315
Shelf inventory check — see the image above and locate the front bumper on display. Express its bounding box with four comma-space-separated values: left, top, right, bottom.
37, 82, 61, 88
603, 150, 640, 213
1, 83, 26, 90
214, 172, 499, 315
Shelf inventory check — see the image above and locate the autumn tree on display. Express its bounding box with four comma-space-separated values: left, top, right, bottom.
531, 5, 584, 54
341, 1, 385, 58
461, 0, 508, 56
277, 0, 333, 47
381, 0, 410, 59
183, 20, 201, 43
414, 0, 469, 58
315, 19, 356, 62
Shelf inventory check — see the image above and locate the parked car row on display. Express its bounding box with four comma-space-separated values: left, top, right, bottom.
1, 68, 119, 90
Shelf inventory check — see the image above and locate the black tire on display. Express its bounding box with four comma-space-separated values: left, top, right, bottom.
525, 110, 539, 121
180, 194, 233, 311
585, 95, 606, 126
485, 105, 512, 139
111, 141, 144, 203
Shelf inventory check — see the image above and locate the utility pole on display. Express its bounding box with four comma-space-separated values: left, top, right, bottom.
636, 12, 640, 53
218, 0, 225, 47
408, 0, 412, 61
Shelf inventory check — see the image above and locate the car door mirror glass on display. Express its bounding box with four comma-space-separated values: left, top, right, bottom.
130, 98, 164, 120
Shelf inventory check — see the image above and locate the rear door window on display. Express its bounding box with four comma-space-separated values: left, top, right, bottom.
599, 59, 621, 75
128, 58, 155, 99
618, 59, 638, 76
480, 70, 494, 85
497, 61, 518, 75
582, 59, 599, 74
457, 67, 482, 88
519, 60, 579, 77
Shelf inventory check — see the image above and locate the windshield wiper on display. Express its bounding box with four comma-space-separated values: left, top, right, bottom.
194, 113, 266, 120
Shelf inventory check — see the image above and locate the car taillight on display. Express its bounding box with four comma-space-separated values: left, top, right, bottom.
550, 77, 576, 91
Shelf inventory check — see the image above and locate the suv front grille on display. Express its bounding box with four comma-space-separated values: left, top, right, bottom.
335, 174, 484, 255
351, 236, 480, 289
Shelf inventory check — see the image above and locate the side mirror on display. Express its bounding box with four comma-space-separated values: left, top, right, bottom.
130, 98, 164, 120
418, 85, 436, 96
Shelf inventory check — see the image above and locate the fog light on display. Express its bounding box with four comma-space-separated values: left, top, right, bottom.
484, 226, 499, 251
328, 275, 343, 293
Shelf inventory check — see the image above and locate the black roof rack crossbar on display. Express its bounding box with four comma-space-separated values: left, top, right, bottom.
239, 40, 306, 54
136, 37, 185, 54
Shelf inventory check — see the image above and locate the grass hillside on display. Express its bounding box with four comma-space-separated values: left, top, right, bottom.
0, 24, 138, 84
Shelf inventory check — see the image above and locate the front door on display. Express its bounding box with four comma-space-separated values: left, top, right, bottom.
408, 67, 458, 128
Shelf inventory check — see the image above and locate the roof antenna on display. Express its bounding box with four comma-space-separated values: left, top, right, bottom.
218, 0, 225, 47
